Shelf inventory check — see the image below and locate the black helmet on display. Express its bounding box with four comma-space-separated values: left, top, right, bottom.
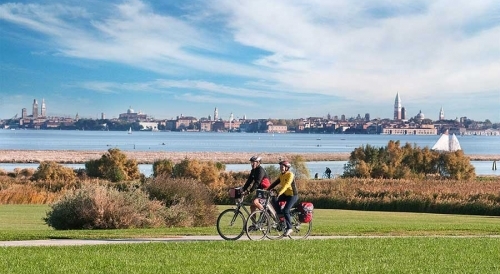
279, 160, 291, 168
249, 156, 262, 162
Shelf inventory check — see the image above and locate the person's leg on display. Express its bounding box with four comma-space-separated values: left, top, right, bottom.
251, 198, 263, 211
272, 196, 282, 215
282, 195, 298, 230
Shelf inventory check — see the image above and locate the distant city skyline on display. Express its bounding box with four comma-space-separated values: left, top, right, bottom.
1, 1, 499, 122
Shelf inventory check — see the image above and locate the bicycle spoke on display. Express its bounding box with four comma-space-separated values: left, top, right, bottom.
216, 209, 245, 240
287, 212, 312, 239
245, 211, 269, 241
266, 214, 285, 240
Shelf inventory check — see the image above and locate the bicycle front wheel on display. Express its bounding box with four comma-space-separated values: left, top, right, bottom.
288, 212, 312, 239
266, 214, 285, 240
245, 211, 270, 241
216, 209, 245, 240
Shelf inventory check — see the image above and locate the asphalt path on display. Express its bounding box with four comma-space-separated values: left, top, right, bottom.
0, 236, 339, 247
2, 235, 499, 247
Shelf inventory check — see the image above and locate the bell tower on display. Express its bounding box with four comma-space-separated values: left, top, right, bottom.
394, 93, 402, 120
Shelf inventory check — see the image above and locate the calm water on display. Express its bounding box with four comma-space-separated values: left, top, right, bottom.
1, 129, 499, 154
1, 160, 498, 177
1, 129, 498, 176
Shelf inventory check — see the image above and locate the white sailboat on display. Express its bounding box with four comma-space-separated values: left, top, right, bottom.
431, 132, 461, 152
128, 127, 132, 134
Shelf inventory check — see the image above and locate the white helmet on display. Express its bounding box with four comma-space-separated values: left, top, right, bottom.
249, 156, 262, 162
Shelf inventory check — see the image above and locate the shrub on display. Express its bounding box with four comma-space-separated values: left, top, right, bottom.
172, 158, 222, 187
44, 184, 167, 229
143, 174, 218, 227
290, 154, 310, 180
265, 165, 280, 181
152, 159, 174, 177
84, 148, 140, 182
343, 140, 476, 180
32, 161, 76, 183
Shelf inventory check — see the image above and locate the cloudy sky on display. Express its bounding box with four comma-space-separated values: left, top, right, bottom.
1, 0, 499, 121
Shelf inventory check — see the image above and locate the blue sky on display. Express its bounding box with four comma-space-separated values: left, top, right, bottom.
1, 0, 499, 121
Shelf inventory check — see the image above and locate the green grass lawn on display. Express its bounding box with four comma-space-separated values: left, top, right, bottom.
1, 205, 500, 273
1, 205, 499, 241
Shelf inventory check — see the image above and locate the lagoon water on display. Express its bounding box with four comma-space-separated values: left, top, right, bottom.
1, 129, 498, 177
1, 129, 499, 154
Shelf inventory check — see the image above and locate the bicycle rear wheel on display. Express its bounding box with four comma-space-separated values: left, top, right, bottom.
216, 209, 245, 240
245, 211, 270, 241
288, 211, 312, 239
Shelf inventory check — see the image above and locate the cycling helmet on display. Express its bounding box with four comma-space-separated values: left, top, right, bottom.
249, 156, 262, 162
279, 160, 291, 168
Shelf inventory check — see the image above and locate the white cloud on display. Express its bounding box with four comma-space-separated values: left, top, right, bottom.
1, 0, 499, 120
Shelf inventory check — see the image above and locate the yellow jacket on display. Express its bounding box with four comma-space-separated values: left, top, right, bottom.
271, 171, 297, 196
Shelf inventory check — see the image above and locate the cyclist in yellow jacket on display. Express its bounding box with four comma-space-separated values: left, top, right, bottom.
267, 160, 298, 236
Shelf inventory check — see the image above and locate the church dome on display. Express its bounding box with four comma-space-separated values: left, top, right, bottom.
127, 107, 134, 114
416, 110, 425, 120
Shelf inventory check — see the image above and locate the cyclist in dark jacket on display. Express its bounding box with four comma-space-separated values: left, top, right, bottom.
242, 156, 270, 214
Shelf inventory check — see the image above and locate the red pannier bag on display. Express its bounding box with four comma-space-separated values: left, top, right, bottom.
297, 202, 314, 223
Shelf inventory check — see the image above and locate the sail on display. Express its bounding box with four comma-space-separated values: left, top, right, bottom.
431, 134, 449, 151
432, 133, 462, 152
128, 127, 132, 134
449, 134, 461, 151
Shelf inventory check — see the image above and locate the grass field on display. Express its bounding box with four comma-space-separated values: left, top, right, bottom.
1, 205, 499, 273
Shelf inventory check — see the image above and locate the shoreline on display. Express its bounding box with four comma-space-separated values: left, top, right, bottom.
0, 150, 498, 164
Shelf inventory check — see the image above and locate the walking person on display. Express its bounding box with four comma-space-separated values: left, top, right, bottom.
241, 156, 271, 214
267, 160, 298, 236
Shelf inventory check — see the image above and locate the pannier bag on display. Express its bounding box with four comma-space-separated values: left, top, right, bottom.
229, 187, 242, 199
298, 202, 314, 223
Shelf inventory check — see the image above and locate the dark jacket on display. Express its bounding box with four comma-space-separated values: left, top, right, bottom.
242, 165, 269, 193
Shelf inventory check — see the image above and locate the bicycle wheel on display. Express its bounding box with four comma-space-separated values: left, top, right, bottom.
287, 211, 312, 239
216, 209, 245, 240
266, 213, 285, 240
245, 211, 270, 241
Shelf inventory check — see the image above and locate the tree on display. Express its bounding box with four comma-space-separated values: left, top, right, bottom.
342, 141, 475, 180
84, 148, 140, 182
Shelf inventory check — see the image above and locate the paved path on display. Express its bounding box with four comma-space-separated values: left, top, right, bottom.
2, 235, 499, 247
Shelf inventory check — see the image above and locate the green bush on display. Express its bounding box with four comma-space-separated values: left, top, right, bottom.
343, 140, 476, 180
32, 162, 76, 188
84, 148, 140, 182
44, 184, 167, 229
143, 174, 218, 227
152, 159, 174, 177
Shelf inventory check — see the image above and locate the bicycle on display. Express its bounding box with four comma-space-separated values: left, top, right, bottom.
322, 172, 331, 179
245, 190, 312, 240
216, 187, 253, 240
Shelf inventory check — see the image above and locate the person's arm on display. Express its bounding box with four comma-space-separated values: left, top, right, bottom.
241, 170, 254, 192
277, 172, 294, 196
267, 178, 280, 190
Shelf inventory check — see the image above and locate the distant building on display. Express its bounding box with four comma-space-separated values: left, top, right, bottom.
394, 92, 402, 120
119, 107, 148, 122
40, 99, 46, 117
32, 99, 38, 119
439, 107, 445, 120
